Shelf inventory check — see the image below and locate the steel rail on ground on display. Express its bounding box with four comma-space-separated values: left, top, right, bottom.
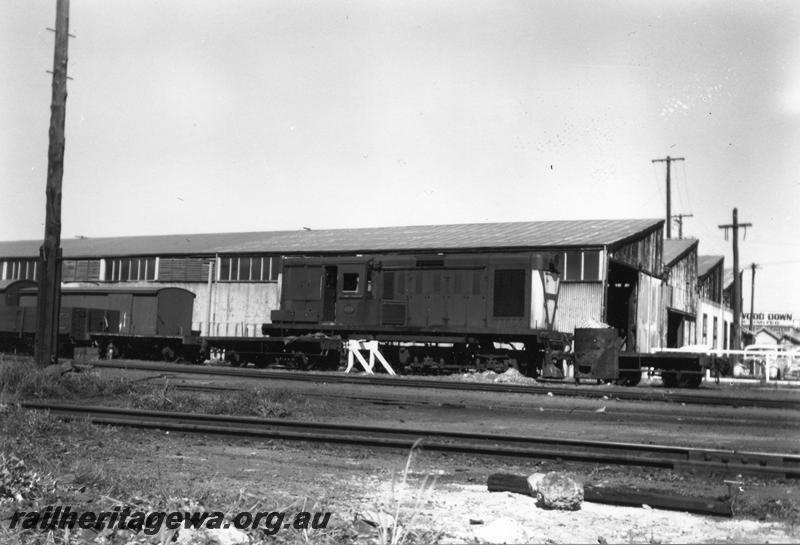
22, 401, 800, 480
88, 360, 800, 411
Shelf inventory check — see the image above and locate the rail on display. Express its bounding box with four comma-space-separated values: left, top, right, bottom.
21, 402, 800, 480
87, 360, 800, 411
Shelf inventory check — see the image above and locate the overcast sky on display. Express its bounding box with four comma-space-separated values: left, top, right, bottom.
1, 1, 798, 314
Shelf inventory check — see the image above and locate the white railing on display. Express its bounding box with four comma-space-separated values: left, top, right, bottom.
652, 345, 800, 382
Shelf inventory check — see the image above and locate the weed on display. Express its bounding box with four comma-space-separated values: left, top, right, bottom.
364, 439, 440, 545
128, 383, 297, 418
0, 358, 146, 401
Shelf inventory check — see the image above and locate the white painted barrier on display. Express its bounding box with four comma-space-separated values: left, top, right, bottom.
344, 340, 396, 375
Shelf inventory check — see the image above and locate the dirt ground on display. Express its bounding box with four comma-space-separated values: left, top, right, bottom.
2, 361, 799, 544
2, 406, 799, 544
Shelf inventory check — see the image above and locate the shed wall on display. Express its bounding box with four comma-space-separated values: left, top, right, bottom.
553, 283, 604, 333
635, 272, 662, 352
666, 253, 697, 315
610, 230, 662, 276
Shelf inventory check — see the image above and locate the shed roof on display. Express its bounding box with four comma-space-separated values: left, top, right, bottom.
0, 219, 663, 258
697, 255, 724, 278
662, 238, 699, 266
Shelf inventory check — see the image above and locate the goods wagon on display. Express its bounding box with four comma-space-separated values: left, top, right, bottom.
0, 304, 119, 356
18, 286, 196, 360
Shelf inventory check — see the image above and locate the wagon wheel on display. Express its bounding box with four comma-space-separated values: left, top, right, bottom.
615, 370, 642, 387
161, 346, 177, 362
661, 371, 679, 388
677, 373, 703, 388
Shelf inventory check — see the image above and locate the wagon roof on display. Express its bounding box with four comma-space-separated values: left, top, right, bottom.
0, 218, 662, 258
0, 279, 36, 292
19, 286, 195, 297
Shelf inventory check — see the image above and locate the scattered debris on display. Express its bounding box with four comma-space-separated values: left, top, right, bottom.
530, 472, 584, 510
456, 368, 538, 385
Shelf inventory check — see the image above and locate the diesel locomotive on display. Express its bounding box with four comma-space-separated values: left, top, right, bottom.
254, 251, 570, 375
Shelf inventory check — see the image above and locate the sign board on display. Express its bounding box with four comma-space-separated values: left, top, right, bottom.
741, 312, 799, 328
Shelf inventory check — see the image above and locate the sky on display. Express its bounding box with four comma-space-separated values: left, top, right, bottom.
1, 0, 798, 315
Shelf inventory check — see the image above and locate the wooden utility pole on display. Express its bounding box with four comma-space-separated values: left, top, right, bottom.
652, 156, 685, 239
718, 208, 752, 351
35, 0, 70, 366
748, 263, 760, 334
671, 213, 693, 239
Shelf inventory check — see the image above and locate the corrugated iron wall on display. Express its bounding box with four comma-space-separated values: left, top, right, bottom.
666, 252, 697, 314
635, 272, 662, 352
554, 282, 604, 333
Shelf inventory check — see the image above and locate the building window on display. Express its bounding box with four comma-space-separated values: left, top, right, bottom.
106, 257, 156, 282
724, 321, 729, 349
62, 259, 101, 282
493, 269, 525, 317
218, 256, 280, 282
1, 259, 37, 281
712, 316, 718, 349
562, 251, 601, 282
702, 314, 708, 345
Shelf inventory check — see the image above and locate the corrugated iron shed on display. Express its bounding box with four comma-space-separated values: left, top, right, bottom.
0, 218, 662, 258
697, 255, 724, 278
662, 238, 698, 267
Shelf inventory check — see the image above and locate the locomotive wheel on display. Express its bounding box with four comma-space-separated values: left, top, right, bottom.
227, 351, 243, 367
293, 351, 309, 371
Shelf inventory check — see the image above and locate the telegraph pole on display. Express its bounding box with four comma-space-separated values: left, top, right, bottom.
35, 0, 70, 366
718, 208, 753, 351
671, 213, 693, 239
652, 156, 685, 239
748, 263, 760, 334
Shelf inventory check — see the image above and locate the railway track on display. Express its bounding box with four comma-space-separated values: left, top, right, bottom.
89, 360, 800, 411
22, 401, 800, 480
